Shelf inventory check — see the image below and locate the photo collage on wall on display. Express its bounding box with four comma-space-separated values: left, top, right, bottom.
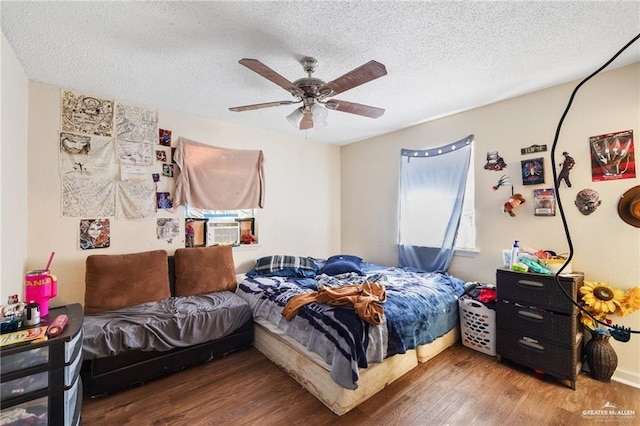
58, 90, 180, 249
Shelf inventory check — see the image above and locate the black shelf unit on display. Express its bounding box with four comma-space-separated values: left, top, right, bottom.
495, 268, 584, 389
1, 303, 83, 425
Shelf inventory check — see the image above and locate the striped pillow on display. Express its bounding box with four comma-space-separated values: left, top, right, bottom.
254, 255, 317, 277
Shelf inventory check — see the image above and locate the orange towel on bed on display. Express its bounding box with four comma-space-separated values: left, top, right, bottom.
282, 282, 386, 325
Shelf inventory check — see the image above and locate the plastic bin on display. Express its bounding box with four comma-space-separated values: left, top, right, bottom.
459, 295, 496, 356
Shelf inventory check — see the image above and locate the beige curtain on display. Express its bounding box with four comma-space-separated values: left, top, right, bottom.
174, 137, 264, 209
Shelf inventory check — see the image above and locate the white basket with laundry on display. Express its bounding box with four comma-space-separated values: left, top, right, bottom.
459, 295, 496, 356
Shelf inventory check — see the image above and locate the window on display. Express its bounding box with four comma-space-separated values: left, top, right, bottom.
398, 135, 474, 271
185, 206, 257, 247
455, 150, 476, 251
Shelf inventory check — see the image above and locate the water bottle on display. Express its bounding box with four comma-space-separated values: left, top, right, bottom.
510, 240, 520, 268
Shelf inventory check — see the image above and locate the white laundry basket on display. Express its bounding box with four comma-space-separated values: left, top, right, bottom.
459, 295, 496, 356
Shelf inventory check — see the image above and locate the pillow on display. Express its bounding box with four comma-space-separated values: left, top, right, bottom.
326, 254, 363, 265
174, 246, 237, 297
319, 254, 365, 276
253, 255, 317, 278
85, 250, 170, 314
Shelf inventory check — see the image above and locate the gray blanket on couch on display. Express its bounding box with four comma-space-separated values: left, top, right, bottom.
82, 291, 252, 359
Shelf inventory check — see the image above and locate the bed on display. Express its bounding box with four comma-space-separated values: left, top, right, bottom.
235, 255, 465, 415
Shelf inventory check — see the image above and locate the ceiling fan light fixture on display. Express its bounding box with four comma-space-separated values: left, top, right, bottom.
231, 56, 387, 129
310, 103, 328, 129
286, 107, 305, 128
286, 104, 328, 130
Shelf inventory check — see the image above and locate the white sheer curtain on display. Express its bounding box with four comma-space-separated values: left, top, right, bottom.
398, 135, 474, 272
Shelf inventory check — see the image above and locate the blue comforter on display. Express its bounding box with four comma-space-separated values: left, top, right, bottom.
235, 262, 465, 389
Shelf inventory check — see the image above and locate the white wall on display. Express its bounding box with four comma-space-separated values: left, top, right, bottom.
341, 63, 640, 386
24, 81, 341, 310
0, 31, 29, 302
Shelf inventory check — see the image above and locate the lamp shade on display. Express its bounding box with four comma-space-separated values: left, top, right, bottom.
286, 107, 304, 128
286, 104, 328, 130
310, 103, 328, 129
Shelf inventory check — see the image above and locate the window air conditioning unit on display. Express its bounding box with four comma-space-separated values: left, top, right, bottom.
206, 220, 240, 246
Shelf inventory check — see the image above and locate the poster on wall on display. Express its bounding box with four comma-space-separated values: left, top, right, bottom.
484, 151, 507, 171
162, 164, 174, 177
62, 175, 115, 217
590, 129, 636, 181
521, 157, 545, 185
157, 218, 179, 243
116, 140, 153, 166
156, 192, 172, 209
159, 129, 172, 146
79, 218, 111, 250
61, 90, 114, 137
115, 103, 159, 143
116, 181, 156, 219
59, 132, 115, 177
533, 188, 556, 216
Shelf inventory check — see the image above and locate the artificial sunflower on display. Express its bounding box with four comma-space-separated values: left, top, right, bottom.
579, 304, 608, 330
619, 286, 640, 316
580, 281, 626, 314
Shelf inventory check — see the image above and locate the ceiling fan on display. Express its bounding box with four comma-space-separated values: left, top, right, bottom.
229, 57, 387, 130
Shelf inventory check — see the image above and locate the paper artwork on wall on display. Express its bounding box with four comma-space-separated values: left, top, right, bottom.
157, 218, 180, 243
159, 129, 172, 146
79, 218, 111, 250
120, 164, 148, 182
533, 188, 556, 216
59, 132, 115, 177
62, 175, 115, 217
115, 103, 158, 143
521, 157, 544, 185
116, 181, 156, 219
61, 90, 114, 137
156, 150, 167, 162
115, 140, 153, 166
484, 151, 507, 171
590, 129, 636, 181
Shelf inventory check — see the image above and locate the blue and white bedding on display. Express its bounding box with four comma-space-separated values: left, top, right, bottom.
235, 261, 465, 390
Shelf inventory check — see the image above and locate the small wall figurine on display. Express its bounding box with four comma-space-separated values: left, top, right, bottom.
557, 151, 575, 187
185, 219, 195, 247
492, 175, 511, 191
575, 188, 602, 215
503, 193, 526, 217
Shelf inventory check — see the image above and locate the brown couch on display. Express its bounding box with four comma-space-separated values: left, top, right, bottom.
81, 246, 253, 397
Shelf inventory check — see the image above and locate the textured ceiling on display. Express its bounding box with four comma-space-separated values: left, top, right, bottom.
2, 1, 639, 145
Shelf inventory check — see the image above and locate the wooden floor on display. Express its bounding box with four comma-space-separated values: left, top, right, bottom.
82, 343, 640, 426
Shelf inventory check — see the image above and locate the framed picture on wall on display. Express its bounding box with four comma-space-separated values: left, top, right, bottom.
521, 157, 545, 185
235, 218, 255, 244
185, 218, 207, 248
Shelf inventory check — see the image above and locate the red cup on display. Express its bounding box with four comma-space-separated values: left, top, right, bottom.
24, 269, 58, 317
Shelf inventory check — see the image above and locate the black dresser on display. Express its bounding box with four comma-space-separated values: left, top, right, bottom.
496, 268, 584, 389
0, 304, 83, 425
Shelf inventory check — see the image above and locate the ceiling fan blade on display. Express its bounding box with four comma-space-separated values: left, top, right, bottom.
325, 99, 385, 118
319, 60, 387, 97
229, 100, 296, 112
239, 59, 304, 96
299, 112, 314, 130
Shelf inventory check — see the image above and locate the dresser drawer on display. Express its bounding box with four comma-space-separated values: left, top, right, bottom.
496, 300, 577, 346
496, 328, 582, 381
496, 269, 582, 313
